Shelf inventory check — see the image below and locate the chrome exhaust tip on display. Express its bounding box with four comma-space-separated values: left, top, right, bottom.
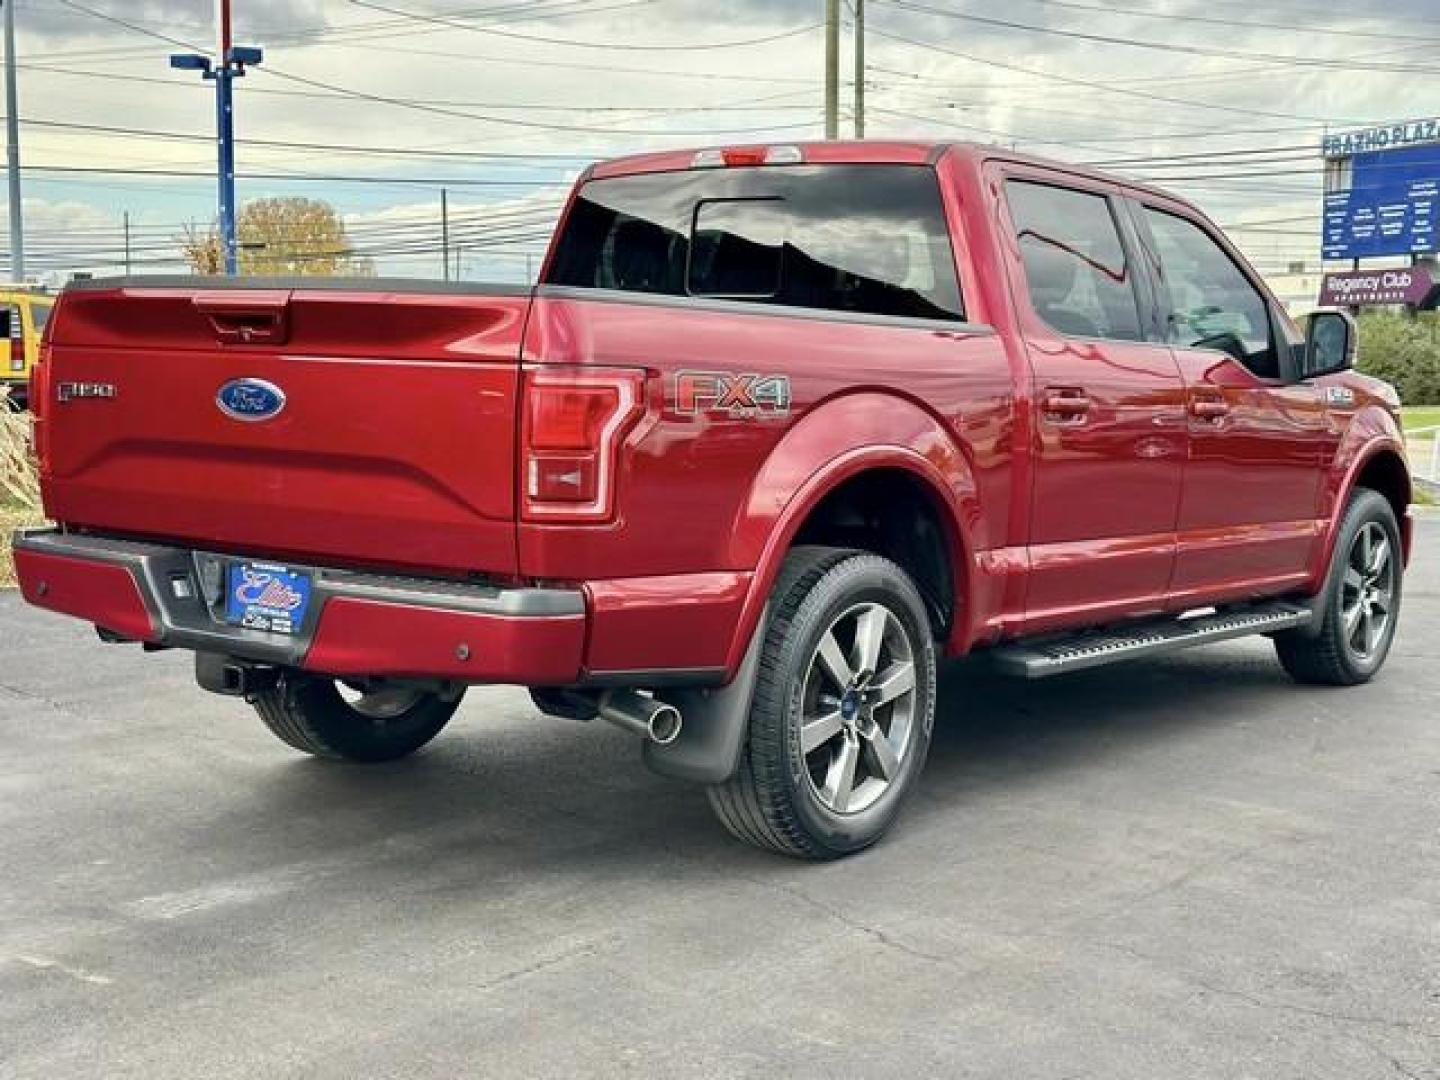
598, 689, 684, 746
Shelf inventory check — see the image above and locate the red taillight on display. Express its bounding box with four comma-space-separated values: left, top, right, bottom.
29, 345, 50, 466
8, 338, 22, 373
521, 366, 645, 522
529, 384, 624, 451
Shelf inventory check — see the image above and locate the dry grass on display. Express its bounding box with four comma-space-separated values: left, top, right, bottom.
0, 500, 43, 588
1, 391, 43, 587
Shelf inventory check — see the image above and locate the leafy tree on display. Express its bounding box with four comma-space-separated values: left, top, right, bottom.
1357, 311, 1440, 406
180, 197, 374, 277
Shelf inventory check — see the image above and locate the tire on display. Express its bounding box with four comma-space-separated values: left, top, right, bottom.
1274, 487, 1403, 686
708, 547, 938, 860
252, 672, 463, 762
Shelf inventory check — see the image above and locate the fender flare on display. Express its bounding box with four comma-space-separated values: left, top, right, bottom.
645, 401, 978, 786
1319, 429, 1410, 574
720, 392, 981, 676
1299, 430, 1410, 637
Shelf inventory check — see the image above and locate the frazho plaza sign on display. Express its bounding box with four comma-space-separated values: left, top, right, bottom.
1324, 121, 1440, 159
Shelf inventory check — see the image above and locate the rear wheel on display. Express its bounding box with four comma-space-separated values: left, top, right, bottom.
707, 547, 937, 860
252, 672, 463, 762
1275, 488, 1402, 686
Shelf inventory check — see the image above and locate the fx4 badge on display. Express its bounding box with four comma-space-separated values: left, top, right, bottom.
672, 371, 792, 419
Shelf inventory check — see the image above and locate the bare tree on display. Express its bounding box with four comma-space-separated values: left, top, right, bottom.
179, 198, 374, 277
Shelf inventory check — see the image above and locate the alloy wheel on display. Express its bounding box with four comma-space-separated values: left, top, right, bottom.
337, 682, 427, 721
799, 602, 918, 815
1341, 521, 1397, 662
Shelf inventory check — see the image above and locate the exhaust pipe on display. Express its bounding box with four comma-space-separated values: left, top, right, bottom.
598, 690, 683, 746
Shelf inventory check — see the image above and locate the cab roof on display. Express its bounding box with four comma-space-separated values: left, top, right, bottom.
586, 140, 1180, 206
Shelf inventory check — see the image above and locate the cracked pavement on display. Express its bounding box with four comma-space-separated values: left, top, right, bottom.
1, 519, 1438, 1078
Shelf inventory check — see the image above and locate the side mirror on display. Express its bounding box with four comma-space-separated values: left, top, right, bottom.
1301, 310, 1357, 379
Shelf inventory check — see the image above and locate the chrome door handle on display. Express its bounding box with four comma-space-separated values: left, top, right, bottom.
1042, 391, 1091, 419
1190, 399, 1230, 420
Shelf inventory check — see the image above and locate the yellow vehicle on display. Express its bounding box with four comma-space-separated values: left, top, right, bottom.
0, 288, 55, 409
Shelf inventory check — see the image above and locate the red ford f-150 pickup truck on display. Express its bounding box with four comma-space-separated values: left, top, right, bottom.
12, 141, 1412, 859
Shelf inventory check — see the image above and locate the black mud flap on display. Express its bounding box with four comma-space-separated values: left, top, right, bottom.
642, 609, 766, 785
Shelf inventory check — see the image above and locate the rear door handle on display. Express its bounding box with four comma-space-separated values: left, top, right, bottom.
1190, 399, 1230, 420
1042, 389, 1091, 420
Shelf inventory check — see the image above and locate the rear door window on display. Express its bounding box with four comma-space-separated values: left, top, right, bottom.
1005, 180, 1144, 342
546, 164, 965, 322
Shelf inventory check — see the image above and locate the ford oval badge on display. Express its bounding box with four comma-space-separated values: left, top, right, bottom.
217, 378, 286, 422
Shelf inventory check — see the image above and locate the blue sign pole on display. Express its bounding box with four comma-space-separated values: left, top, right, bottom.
215, 60, 237, 275
170, 1, 261, 277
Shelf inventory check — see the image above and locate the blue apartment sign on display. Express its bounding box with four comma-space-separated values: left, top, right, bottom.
1322, 141, 1440, 261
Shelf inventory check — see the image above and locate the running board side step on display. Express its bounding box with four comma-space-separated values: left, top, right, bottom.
991, 603, 1313, 679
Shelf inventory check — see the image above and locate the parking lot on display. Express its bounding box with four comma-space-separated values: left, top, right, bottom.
0, 519, 1435, 1079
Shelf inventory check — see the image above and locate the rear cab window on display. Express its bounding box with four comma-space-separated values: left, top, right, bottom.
545, 164, 965, 322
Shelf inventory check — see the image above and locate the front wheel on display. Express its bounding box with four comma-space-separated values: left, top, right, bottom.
252, 673, 463, 762
1275, 488, 1403, 686
708, 548, 937, 860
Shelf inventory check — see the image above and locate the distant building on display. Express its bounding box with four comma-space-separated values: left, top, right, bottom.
1263, 262, 1323, 317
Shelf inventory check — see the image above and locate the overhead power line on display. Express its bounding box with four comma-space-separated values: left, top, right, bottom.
345, 0, 822, 52
17, 165, 572, 189
878, 0, 1440, 76
867, 26, 1376, 124
40, 0, 659, 64
1004, 0, 1440, 42
50, 0, 209, 54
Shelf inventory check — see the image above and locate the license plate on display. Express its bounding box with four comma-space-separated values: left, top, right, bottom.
224, 562, 312, 634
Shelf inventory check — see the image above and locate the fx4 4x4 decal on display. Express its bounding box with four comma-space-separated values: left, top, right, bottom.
672, 371, 792, 419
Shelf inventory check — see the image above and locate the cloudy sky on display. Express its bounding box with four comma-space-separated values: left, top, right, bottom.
3, 0, 1438, 284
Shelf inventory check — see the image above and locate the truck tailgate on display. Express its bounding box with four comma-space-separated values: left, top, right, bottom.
40, 282, 530, 576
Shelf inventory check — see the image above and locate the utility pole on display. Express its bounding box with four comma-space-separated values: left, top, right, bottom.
4, 0, 24, 282
170, 0, 263, 276
122, 211, 131, 275
853, 0, 865, 139
824, 0, 840, 140
441, 188, 450, 282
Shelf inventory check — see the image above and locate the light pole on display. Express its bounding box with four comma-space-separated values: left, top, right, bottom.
3, 0, 24, 282
170, 1, 262, 276
854, 0, 865, 139
824, 0, 840, 140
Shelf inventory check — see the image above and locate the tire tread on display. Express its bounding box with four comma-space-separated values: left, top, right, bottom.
251, 674, 459, 762
1274, 487, 1401, 687
708, 546, 933, 860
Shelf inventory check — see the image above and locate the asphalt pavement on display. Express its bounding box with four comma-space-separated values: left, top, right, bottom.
2, 521, 1438, 1079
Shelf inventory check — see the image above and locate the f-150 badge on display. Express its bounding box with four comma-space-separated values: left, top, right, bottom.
56, 381, 116, 402
672, 371, 791, 419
